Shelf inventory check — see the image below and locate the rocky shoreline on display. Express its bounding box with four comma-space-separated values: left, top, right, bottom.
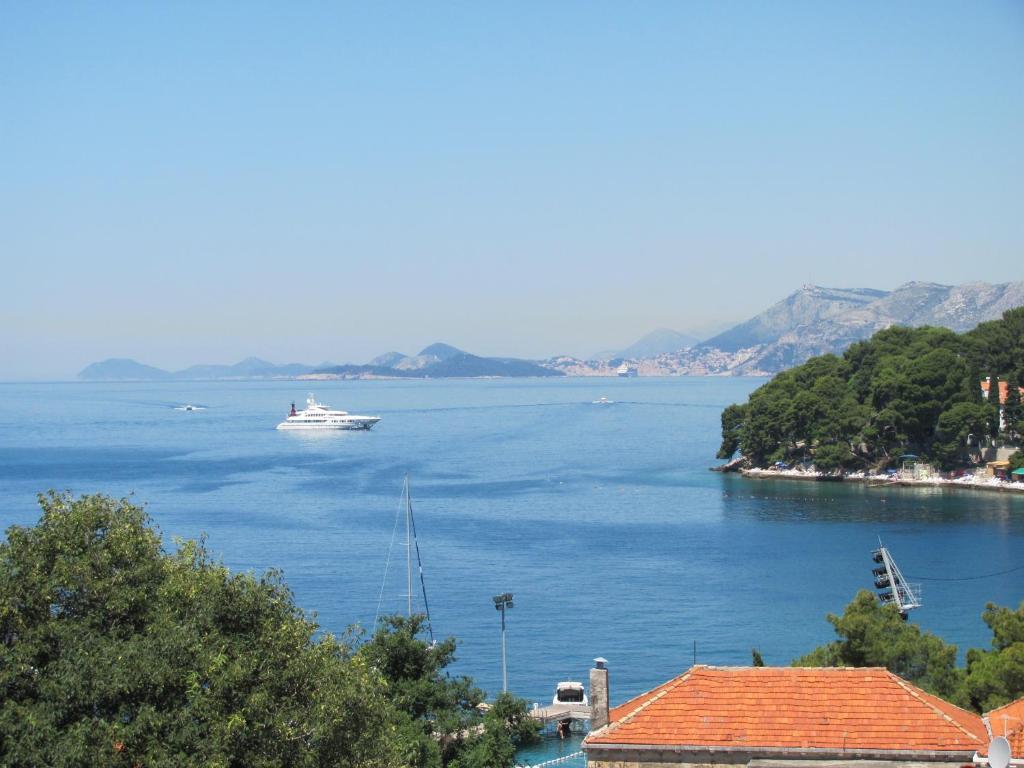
737, 467, 1024, 496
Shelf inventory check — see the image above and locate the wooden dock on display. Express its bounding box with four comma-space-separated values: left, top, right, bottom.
527, 702, 591, 725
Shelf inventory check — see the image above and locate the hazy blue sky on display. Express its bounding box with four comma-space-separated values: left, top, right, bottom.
2, 2, 1022, 379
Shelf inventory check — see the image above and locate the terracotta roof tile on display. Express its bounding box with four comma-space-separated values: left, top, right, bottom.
981, 379, 1024, 405
585, 666, 987, 755
987, 696, 1024, 733
984, 696, 1024, 756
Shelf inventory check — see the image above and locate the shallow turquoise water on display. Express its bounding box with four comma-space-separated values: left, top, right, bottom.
1, 378, 1021, 764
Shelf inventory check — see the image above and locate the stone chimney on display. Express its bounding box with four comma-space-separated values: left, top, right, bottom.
590, 657, 610, 730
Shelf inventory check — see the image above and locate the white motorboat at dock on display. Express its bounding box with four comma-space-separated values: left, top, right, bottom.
529, 681, 591, 728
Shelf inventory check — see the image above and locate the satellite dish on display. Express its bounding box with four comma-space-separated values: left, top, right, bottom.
989, 736, 1012, 768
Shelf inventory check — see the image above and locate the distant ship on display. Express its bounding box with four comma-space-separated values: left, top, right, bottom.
617, 363, 637, 377
592, 396, 614, 405
276, 394, 381, 431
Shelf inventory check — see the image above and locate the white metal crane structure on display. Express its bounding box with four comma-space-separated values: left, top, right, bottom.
871, 543, 922, 618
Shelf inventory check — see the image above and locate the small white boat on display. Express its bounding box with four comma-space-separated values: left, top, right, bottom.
175, 404, 205, 411
553, 681, 588, 707
276, 394, 381, 431
592, 396, 614, 405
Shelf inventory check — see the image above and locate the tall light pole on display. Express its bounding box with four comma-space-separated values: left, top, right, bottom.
493, 592, 514, 693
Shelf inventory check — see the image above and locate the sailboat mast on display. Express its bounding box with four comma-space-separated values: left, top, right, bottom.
405, 474, 413, 618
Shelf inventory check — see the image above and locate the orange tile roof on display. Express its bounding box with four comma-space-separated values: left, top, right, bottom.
981, 379, 1024, 405
988, 696, 1024, 729
985, 696, 1024, 756
585, 666, 987, 755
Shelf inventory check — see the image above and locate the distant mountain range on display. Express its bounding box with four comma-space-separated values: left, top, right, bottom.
681, 280, 1024, 375
77, 356, 317, 381
543, 280, 1024, 376
311, 343, 559, 379
591, 328, 702, 361
78, 345, 559, 381
78, 280, 1024, 381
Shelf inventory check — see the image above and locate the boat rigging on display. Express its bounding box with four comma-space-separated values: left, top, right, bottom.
375, 474, 434, 642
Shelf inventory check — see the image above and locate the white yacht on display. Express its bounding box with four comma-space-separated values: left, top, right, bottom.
552, 681, 588, 708
276, 394, 381, 431
592, 396, 614, 405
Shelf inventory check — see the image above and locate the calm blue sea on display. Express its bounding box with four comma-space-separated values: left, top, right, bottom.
1, 378, 1022, 763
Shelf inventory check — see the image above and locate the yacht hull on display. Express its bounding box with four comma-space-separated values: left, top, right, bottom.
276, 418, 380, 431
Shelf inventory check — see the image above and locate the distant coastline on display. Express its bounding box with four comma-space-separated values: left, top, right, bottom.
74, 280, 1023, 382
737, 466, 1024, 497
76, 344, 561, 382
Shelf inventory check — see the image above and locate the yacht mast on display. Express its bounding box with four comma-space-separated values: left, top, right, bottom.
375, 474, 435, 642
405, 474, 413, 618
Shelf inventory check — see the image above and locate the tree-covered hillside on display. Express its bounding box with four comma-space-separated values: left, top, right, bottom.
717, 307, 1024, 471
0, 493, 538, 768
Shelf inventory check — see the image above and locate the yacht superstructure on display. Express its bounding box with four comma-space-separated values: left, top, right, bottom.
276, 394, 381, 431
553, 682, 588, 707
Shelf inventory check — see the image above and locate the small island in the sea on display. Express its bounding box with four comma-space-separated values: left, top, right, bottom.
78, 343, 561, 381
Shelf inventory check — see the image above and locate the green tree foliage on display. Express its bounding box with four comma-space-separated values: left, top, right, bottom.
360, 615, 482, 725
357, 615, 539, 768
455, 718, 514, 768
965, 308, 1024, 384
0, 493, 407, 768
808, 443, 849, 474
716, 403, 748, 460
794, 591, 966, 706
718, 307, 1024, 470
453, 694, 541, 768
359, 614, 485, 767
751, 648, 765, 667
931, 402, 992, 470
1008, 450, 1024, 473
964, 602, 1024, 713
481, 692, 541, 753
